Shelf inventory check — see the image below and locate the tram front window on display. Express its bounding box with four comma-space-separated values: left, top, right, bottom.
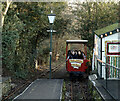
67, 50, 85, 60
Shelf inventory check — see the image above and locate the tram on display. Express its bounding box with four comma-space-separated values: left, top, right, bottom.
66, 40, 89, 77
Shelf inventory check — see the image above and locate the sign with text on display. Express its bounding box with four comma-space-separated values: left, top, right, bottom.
107, 43, 120, 55
69, 59, 83, 69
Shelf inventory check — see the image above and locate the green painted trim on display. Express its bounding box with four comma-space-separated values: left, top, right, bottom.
95, 23, 119, 35
116, 57, 117, 78
119, 57, 120, 68
106, 56, 120, 78
110, 57, 112, 78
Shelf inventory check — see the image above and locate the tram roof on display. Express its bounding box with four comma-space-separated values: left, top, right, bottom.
66, 40, 88, 43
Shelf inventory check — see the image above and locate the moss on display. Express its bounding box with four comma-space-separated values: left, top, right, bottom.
95, 23, 119, 35
2, 77, 11, 96
62, 81, 66, 101
88, 80, 102, 101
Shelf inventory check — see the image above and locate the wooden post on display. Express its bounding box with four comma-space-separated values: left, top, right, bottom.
84, 44, 87, 59
66, 43, 68, 70
106, 64, 107, 89
66, 43, 68, 59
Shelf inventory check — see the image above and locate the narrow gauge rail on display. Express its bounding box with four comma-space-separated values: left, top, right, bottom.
1, 62, 63, 101
2, 81, 31, 101
40, 61, 65, 77
69, 78, 89, 101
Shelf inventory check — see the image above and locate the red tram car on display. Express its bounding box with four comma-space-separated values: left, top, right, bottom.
66, 40, 89, 77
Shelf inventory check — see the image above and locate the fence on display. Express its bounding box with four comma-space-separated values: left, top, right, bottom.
94, 55, 120, 88
106, 56, 120, 78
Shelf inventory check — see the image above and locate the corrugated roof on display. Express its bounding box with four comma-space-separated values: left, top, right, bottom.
94, 23, 119, 35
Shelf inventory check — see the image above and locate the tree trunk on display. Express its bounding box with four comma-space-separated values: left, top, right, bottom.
0, 0, 12, 27
0, 3, 2, 29
0, 0, 11, 74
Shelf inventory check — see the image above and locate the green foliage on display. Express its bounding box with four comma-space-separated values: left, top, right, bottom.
15, 68, 28, 79
2, 11, 24, 71
62, 81, 66, 101
71, 2, 119, 59
2, 2, 68, 78
2, 2, 119, 79
72, 2, 119, 43
86, 61, 90, 67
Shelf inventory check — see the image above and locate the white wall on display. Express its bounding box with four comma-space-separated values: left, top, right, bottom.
92, 34, 101, 71
102, 32, 120, 78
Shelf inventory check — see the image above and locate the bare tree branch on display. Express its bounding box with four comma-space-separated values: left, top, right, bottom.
3, 0, 12, 16
1, 0, 12, 27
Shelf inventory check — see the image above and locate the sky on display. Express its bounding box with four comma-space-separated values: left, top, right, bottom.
68, 0, 118, 3
1, 0, 119, 2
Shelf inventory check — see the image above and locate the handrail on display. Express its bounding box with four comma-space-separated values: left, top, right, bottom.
97, 59, 104, 63
94, 54, 120, 90
95, 55, 120, 71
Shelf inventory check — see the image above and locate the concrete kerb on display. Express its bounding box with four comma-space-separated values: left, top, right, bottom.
88, 74, 114, 101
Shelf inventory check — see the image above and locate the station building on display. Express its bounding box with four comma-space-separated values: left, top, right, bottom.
92, 23, 120, 79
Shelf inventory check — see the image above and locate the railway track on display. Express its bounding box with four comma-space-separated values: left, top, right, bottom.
64, 76, 89, 101
40, 61, 64, 77
2, 62, 63, 101
2, 80, 31, 101
70, 77, 89, 101
2, 61, 90, 101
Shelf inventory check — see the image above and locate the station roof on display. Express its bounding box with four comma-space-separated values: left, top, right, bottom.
94, 23, 120, 38
66, 40, 88, 44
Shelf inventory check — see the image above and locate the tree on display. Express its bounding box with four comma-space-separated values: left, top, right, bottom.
71, 2, 119, 59
0, 0, 12, 76
1, 0, 12, 27
2, 2, 69, 78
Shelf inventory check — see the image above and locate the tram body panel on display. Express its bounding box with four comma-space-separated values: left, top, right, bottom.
66, 59, 89, 73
